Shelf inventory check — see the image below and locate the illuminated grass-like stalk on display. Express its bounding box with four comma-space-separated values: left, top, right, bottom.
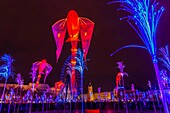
108, 0, 169, 112
0, 54, 15, 112
74, 49, 88, 113
159, 45, 170, 71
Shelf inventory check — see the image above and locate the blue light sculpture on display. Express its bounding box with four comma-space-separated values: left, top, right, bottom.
108, 0, 169, 112
60, 49, 88, 112
0, 54, 15, 111
74, 49, 88, 113
160, 69, 170, 88
159, 45, 170, 71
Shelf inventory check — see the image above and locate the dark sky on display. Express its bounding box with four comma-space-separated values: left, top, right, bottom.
0, 0, 170, 93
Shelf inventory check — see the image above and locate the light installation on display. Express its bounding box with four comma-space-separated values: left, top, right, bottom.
52, 10, 94, 99
160, 69, 170, 88
59, 49, 88, 112
15, 73, 24, 89
55, 80, 65, 96
108, 0, 169, 112
159, 45, 170, 71
0, 54, 15, 112
74, 49, 88, 112
60, 57, 72, 102
116, 61, 128, 113
115, 61, 128, 93
30, 59, 52, 88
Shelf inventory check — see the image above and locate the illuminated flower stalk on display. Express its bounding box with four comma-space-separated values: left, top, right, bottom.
116, 61, 128, 113
108, 0, 169, 112
116, 62, 128, 90
131, 84, 139, 112
15, 73, 24, 97
159, 45, 170, 71
16, 73, 24, 89
29, 63, 38, 91
160, 69, 170, 88
0, 54, 15, 111
109, 0, 164, 59
74, 49, 88, 77
74, 49, 88, 113
15, 74, 24, 113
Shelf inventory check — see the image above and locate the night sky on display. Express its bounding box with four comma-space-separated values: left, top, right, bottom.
0, 0, 170, 93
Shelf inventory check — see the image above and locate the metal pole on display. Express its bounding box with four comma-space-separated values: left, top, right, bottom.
81, 75, 84, 113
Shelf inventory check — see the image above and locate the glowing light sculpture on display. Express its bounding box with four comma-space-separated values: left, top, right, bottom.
60, 55, 72, 97
60, 56, 74, 102
30, 63, 38, 91
0, 54, 15, 111
55, 80, 65, 96
108, 0, 169, 112
116, 61, 128, 113
15, 73, 24, 113
74, 49, 88, 112
160, 69, 170, 88
52, 10, 94, 98
15, 73, 24, 89
30, 59, 52, 88
115, 62, 128, 90
64, 62, 72, 102
159, 45, 170, 71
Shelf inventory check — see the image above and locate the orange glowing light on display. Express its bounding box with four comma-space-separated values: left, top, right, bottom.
71, 60, 76, 65
58, 33, 60, 37
84, 32, 87, 36
71, 48, 77, 52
